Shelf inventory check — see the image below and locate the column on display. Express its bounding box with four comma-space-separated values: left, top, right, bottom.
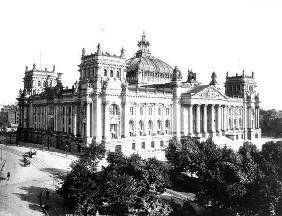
196, 104, 201, 136
183, 105, 189, 136
86, 102, 90, 137
210, 104, 215, 135
122, 102, 129, 137
188, 104, 193, 136
181, 105, 185, 135
73, 104, 77, 136
203, 104, 207, 137
103, 102, 110, 139
236, 106, 239, 130
217, 105, 222, 136
257, 107, 259, 129
89, 103, 92, 137
222, 106, 226, 132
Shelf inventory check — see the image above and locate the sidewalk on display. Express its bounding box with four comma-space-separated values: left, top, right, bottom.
6, 141, 78, 161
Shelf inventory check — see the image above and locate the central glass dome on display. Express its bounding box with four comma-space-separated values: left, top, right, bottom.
126, 33, 173, 85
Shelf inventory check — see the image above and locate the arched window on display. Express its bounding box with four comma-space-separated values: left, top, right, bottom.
129, 120, 134, 136
38, 81, 41, 87
239, 118, 242, 129
109, 104, 119, 115
229, 118, 232, 130
139, 120, 144, 136
166, 108, 170, 115
104, 69, 107, 76
116, 70, 120, 78
110, 70, 114, 77
148, 120, 153, 135
157, 120, 162, 135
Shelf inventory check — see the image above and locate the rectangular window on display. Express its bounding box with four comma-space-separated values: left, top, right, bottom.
132, 143, 136, 150
110, 124, 118, 139
140, 107, 143, 115
160, 141, 164, 148
151, 141, 155, 148
68, 127, 71, 134
68, 118, 71, 125
149, 108, 152, 115
141, 142, 145, 149
130, 107, 134, 115
158, 108, 161, 115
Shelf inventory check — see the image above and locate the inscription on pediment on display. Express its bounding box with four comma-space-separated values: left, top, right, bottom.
196, 88, 225, 99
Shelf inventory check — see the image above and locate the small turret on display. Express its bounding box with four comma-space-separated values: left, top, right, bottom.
172, 66, 182, 82
56, 73, 63, 87
96, 43, 102, 55
120, 47, 125, 58
82, 48, 86, 57
136, 31, 151, 57
210, 72, 218, 85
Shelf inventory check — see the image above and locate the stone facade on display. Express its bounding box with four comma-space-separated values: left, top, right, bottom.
17, 33, 261, 156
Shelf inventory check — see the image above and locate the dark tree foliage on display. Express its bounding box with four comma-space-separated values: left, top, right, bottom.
57, 142, 106, 215
58, 143, 172, 215
166, 138, 282, 216
260, 109, 282, 137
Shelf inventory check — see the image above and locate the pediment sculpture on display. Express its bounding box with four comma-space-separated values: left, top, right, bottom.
195, 87, 226, 100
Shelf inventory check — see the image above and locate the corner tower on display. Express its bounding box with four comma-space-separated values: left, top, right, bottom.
225, 70, 261, 139
22, 64, 58, 95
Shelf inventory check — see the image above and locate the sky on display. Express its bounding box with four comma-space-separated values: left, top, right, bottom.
0, 0, 281, 110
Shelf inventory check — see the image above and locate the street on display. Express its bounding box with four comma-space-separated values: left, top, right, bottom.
0, 143, 76, 216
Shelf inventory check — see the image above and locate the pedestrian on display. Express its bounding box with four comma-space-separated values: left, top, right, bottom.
7, 171, 10, 181
46, 189, 49, 200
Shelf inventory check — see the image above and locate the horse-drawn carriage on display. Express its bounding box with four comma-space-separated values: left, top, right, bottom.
22, 148, 36, 166
23, 156, 31, 166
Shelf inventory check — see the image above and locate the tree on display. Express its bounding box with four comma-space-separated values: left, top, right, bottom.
59, 145, 172, 215
166, 138, 282, 215
98, 152, 172, 215
57, 142, 106, 215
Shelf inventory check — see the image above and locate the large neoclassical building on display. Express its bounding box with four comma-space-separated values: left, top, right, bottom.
17, 33, 261, 156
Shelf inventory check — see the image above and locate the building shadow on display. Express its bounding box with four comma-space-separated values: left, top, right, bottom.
13, 185, 72, 215
40, 167, 69, 181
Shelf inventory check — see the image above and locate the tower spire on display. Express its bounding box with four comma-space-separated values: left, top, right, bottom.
136, 31, 151, 57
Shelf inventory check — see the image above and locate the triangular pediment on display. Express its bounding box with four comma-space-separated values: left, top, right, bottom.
191, 85, 228, 100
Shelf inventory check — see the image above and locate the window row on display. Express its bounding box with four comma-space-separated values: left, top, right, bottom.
129, 119, 170, 136
115, 140, 167, 152
104, 68, 121, 78
130, 107, 170, 116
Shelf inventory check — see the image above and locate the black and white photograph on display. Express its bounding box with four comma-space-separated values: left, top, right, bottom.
0, 0, 282, 215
